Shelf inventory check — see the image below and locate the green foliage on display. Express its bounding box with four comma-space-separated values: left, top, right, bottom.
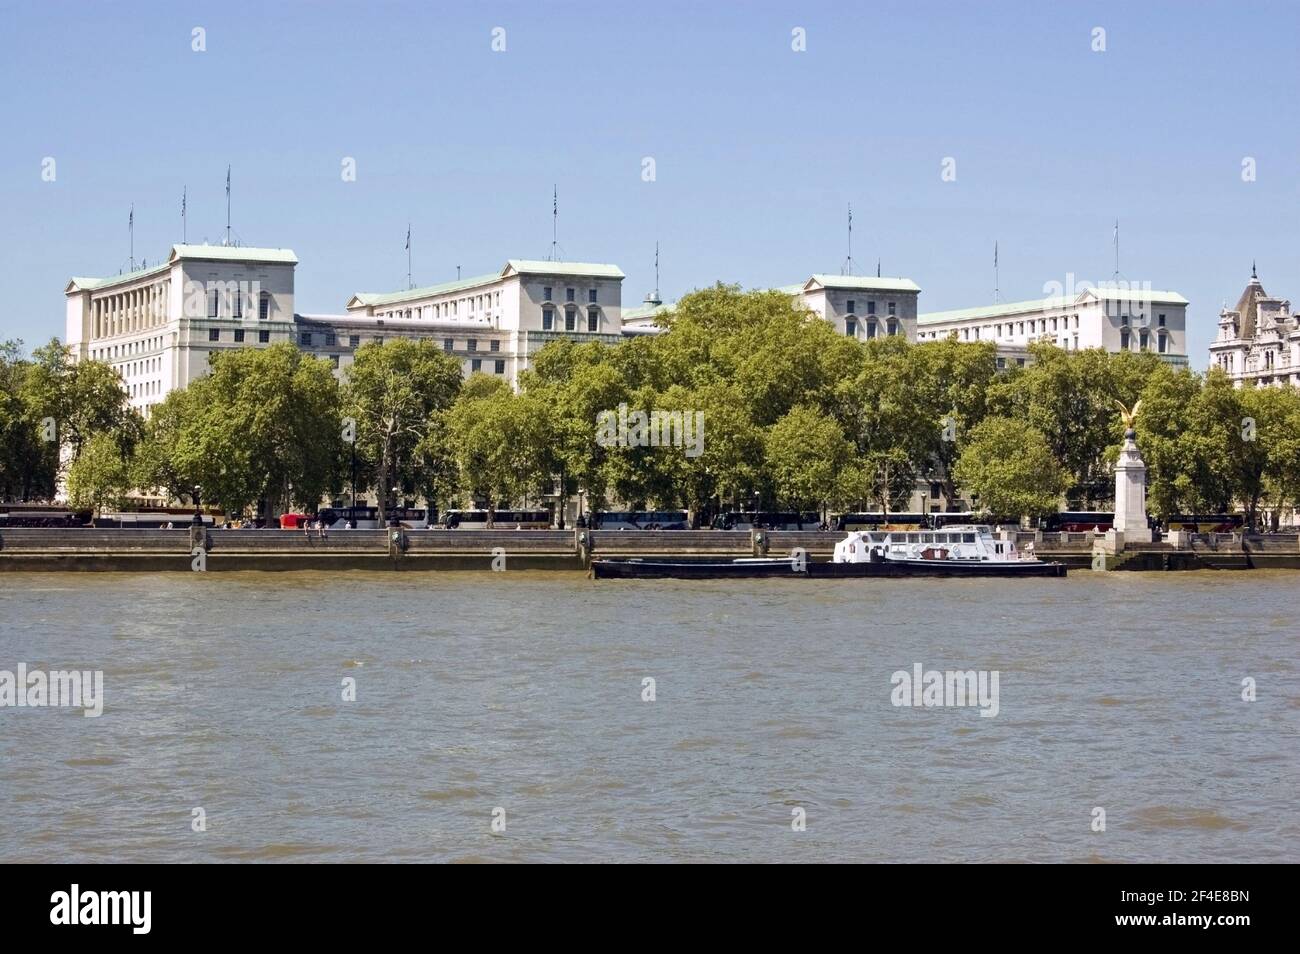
66, 432, 132, 515
343, 339, 463, 515
134, 344, 343, 515
953, 416, 1068, 518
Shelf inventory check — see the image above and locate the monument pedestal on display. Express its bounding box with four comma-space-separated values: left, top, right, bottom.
1112, 426, 1150, 549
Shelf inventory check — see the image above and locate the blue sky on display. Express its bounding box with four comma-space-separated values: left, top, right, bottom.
2, 0, 1297, 366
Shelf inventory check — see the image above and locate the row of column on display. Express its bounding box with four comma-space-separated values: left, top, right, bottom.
94, 281, 169, 339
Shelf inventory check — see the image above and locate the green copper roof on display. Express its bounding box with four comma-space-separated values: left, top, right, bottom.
350, 272, 501, 307
67, 261, 170, 292
805, 274, 921, 293
67, 243, 298, 294
170, 243, 298, 264
350, 260, 626, 309
622, 302, 673, 322
504, 260, 625, 279
920, 286, 1189, 325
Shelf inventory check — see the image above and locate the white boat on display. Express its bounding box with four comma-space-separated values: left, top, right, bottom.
814, 525, 1066, 577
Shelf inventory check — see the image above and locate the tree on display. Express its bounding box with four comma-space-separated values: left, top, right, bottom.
66, 432, 132, 518
952, 416, 1067, 520
135, 345, 342, 516
446, 379, 553, 526
0, 340, 57, 501
764, 405, 854, 519
344, 339, 463, 518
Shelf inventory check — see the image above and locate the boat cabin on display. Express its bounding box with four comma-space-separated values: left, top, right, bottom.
832, 525, 1029, 564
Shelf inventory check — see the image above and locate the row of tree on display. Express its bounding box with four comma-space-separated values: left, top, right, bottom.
4, 284, 1300, 528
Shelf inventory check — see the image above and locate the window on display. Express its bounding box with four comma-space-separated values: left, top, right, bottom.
565, 307, 576, 331
846, 299, 855, 314
543, 286, 552, 301
490, 340, 500, 352
1139, 329, 1149, 351
349, 335, 360, 347
1017, 322, 1024, 335
209, 289, 220, 318
846, 318, 857, 337
234, 329, 245, 343
299, 332, 312, 346
1120, 329, 1130, 349
374, 336, 384, 345
467, 338, 477, 352
258, 292, 270, 320
587, 308, 599, 332
996, 357, 1006, 370
1158, 313, 1166, 327
887, 318, 898, 336
930, 482, 941, 499
258, 330, 270, 343
1051, 317, 1058, 331
444, 338, 454, 352
867, 301, 876, 315
325, 333, 337, 346
866, 321, 877, 339
1158, 332, 1168, 354
471, 358, 482, 372
494, 359, 506, 374
566, 288, 575, 303
888, 302, 896, 316
542, 307, 554, 331
233, 291, 243, 318
209, 328, 220, 342
588, 288, 597, 303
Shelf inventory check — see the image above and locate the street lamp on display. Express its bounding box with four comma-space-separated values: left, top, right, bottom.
191, 485, 203, 526
389, 486, 401, 527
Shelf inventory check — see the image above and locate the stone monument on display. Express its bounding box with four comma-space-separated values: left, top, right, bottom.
1108, 399, 1152, 547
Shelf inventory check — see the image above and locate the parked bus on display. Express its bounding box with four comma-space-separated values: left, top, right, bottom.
590, 510, 689, 530
98, 508, 219, 528
711, 511, 822, 531
1162, 513, 1245, 533
1040, 511, 1114, 533
441, 509, 551, 529
0, 505, 92, 528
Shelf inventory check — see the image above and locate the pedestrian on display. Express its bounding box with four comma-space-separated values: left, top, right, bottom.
317, 518, 327, 540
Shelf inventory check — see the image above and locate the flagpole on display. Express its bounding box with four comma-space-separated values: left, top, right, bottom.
406, 224, 412, 290
182, 187, 187, 243
994, 240, 999, 303
225, 165, 232, 246
129, 205, 134, 271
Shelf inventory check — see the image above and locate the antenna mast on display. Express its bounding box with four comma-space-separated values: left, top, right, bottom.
841, 204, 854, 275
548, 185, 559, 261
225, 165, 232, 246
994, 240, 999, 303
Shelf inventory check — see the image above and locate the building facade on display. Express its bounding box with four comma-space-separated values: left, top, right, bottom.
1208, 268, 1299, 386
916, 285, 1190, 369
65, 244, 299, 417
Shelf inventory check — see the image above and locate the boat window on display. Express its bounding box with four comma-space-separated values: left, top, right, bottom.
963, 533, 976, 544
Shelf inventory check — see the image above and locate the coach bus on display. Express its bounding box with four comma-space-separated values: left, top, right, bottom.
590, 510, 689, 530
441, 509, 551, 529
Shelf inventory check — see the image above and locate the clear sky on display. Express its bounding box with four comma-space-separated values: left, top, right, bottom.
2, 0, 1297, 366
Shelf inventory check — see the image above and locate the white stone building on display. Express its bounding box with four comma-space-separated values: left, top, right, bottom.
785, 274, 921, 340
1208, 268, 1300, 386
916, 285, 1190, 369
65, 244, 299, 417
322, 260, 627, 386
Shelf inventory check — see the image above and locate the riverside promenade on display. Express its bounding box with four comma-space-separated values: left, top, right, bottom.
2, 527, 1300, 572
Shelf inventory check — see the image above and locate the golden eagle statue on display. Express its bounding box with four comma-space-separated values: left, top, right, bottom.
1114, 399, 1142, 430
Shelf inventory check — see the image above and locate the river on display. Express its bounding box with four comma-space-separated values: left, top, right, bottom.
1, 570, 1296, 862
